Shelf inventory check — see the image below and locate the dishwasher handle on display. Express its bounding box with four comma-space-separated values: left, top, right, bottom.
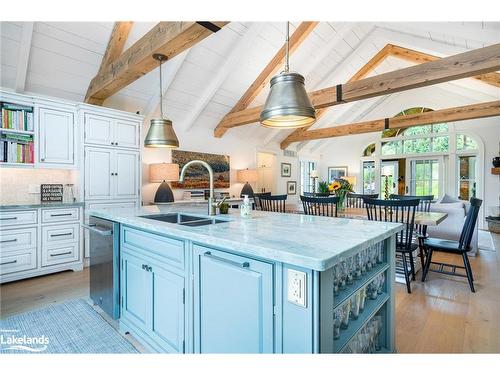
82, 224, 113, 236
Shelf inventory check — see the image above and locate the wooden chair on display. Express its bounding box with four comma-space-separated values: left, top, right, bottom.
300, 195, 339, 217
364, 197, 420, 293
260, 194, 287, 213
421, 197, 482, 292
389, 194, 434, 269
346, 193, 379, 208
253, 192, 271, 210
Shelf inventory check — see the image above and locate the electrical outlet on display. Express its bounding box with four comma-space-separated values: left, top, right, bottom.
287, 269, 307, 308
28, 184, 40, 194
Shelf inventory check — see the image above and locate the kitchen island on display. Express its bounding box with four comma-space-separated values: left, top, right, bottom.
88, 204, 402, 354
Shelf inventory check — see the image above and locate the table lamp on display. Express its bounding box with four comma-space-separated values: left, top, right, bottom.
150, 163, 179, 203
381, 166, 393, 200
310, 170, 319, 195
237, 168, 258, 198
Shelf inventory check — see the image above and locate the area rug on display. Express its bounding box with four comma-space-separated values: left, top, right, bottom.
0, 299, 138, 354
478, 230, 495, 252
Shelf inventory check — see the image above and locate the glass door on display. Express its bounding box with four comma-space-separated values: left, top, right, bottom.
380, 160, 399, 198
405, 157, 443, 198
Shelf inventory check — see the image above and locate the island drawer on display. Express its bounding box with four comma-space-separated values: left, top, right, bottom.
0, 210, 38, 228
41, 243, 79, 267
0, 248, 37, 275
0, 227, 37, 253
42, 208, 80, 223
121, 226, 185, 270
42, 223, 80, 246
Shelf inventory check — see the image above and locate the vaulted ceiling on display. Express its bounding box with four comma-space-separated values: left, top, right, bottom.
1, 21, 499, 153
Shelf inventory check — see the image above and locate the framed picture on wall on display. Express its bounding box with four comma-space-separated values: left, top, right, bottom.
328, 166, 348, 182
287, 181, 297, 195
281, 163, 292, 177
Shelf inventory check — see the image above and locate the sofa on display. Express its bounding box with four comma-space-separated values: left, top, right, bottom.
426, 196, 479, 255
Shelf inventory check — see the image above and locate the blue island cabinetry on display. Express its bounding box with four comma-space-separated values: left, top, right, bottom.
118, 224, 396, 354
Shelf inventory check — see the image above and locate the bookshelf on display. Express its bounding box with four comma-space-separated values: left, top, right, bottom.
0, 101, 35, 166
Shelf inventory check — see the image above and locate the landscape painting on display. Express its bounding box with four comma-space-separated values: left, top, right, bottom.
171, 150, 230, 189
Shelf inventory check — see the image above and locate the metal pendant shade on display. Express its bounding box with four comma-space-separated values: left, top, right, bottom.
260, 22, 316, 129
144, 54, 179, 148
260, 72, 316, 128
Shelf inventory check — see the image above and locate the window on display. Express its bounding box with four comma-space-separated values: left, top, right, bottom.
299, 161, 316, 195
408, 159, 440, 197
458, 155, 477, 200
363, 143, 376, 157
362, 161, 376, 194
456, 134, 478, 151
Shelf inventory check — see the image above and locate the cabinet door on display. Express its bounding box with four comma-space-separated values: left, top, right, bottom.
114, 150, 139, 200
84, 114, 114, 146
39, 107, 75, 166
114, 119, 140, 149
84, 147, 113, 200
194, 246, 274, 353
150, 265, 185, 353
121, 251, 151, 333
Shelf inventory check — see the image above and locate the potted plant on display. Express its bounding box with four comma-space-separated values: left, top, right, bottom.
318, 181, 330, 194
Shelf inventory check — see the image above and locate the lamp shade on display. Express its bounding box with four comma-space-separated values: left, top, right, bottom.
310, 170, 319, 178
260, 72, 316, 129
237, 168, 258, 183
144, 118, 179, 148
150, 163, 179, 182
381, 166, 393, 177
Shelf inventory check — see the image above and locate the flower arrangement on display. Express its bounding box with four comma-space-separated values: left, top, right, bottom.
328, 178, 354, 210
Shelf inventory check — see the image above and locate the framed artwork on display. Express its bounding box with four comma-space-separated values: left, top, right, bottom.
281, 163, 292, 177
287, 181, 297, 195
328, 166, 348, 182
171, 150, 230, 189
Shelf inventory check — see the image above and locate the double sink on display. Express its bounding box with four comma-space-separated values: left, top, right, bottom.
139, 213, 228, 227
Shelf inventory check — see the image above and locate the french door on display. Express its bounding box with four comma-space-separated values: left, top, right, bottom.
405, 157, 443, 198
380, 160, 399, 197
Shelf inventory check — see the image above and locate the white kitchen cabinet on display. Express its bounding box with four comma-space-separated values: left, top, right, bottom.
84, 147, 140, 201
38, 107, 75, 167
84, 113, 140, 149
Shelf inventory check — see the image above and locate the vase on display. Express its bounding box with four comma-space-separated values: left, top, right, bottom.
337, 191, 346, 212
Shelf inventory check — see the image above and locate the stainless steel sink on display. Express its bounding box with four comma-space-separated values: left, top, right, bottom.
139, 213, 227, 227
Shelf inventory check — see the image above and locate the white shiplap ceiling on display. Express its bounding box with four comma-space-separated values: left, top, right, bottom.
1, 21, 499, 150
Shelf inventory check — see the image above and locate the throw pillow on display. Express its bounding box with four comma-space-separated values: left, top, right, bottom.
440, 193, 460, 204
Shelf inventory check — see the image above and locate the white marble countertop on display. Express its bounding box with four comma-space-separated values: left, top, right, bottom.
0, 201, 85, 210
88, 204, 403, 271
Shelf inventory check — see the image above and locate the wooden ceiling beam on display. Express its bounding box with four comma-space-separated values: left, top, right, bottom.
215, 43, 500, 134
280, 43, 393, 149
283, 100, 500, 143
388, 44, 500, 88
85, 21, 228, 105
214, 22, 318, 138
85, 22, 133, 105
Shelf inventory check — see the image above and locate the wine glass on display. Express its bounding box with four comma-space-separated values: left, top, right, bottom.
333, 264, 340, 296
377, 273, 385, 295
350, 291, 360, 320
359, 286, 366, 313
339, 260, 347, 291
354, 252, 362, 280
333, 309, 341, 340
346, 257, 354, 285
340, 300, 351, 329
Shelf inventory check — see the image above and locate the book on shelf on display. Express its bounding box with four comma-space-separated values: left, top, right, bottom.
0, 102, 34, 132
0, 137, 34, 164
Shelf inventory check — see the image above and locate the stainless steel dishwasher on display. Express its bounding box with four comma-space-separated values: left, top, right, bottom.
83, 216, 120, 320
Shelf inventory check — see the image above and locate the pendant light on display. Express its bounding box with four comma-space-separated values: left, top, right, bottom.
144, 54, 179, 148
260, 22, 316, 129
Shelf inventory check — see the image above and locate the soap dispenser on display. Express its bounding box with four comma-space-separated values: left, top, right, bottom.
240, 195, 252, 218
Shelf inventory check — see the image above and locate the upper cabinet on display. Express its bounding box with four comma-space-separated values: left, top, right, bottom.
84, 113, 140, 149
38, 107, 75, 167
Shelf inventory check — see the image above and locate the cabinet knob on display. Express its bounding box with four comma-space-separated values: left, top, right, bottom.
115, 142, 118, 146
110, 142, 114, 145
41, 158, 45, 161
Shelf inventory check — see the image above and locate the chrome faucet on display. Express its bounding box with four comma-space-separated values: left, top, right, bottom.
179, 160, 217, 216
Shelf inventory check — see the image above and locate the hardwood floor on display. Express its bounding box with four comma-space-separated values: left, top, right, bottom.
1, 232, 499, 353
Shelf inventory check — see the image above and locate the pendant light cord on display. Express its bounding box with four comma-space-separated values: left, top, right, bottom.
284, 21, 290, 73
159, 59, 164, 119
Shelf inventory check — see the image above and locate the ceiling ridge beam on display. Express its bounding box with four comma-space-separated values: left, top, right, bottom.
85, 21, 228, 105
279, 43, 394, 149
285, 100, 500, 144
15, 22, 34, 93
183, 23, 266, 132
215, 42, 500, 135
213, 21, 318, 137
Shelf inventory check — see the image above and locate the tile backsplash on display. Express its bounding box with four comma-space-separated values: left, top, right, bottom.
0, 168, 79, 204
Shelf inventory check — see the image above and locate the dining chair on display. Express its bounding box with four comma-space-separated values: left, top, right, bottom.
346, 193, 379, 208
300, 195, 339, 217
253, 192, 271, 210
421, 197, 482, 292
260, 194, 287, 213
364, 197, 420, 293
389, 194, 434, 269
